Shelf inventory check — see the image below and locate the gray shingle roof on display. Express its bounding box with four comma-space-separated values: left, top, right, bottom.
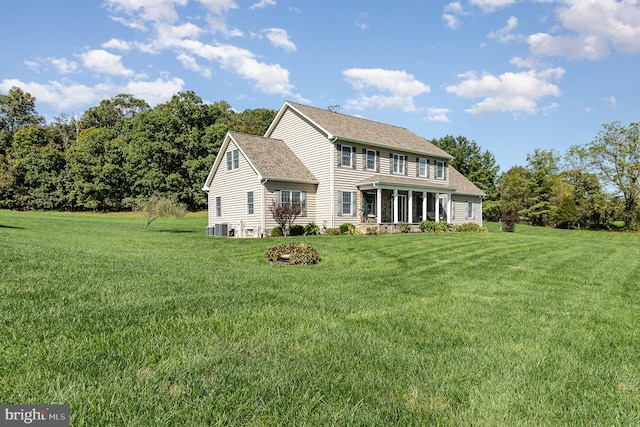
356, 167, 485, 196
229, 131, 317, 182
286, 101, 453, 159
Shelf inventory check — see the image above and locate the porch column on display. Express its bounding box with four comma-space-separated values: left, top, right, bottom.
376, 187, 382, 223
435, 192, 440, 222
422, 191, 427, 222
393, 189, 398, 224
447, 193, 452, 224
408, 190, 413, 223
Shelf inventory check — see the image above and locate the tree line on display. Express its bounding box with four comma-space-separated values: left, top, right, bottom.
0, 87, 276, 211
1, 86, 638, 230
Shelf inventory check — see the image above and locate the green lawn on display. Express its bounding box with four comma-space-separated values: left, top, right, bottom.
1, 210, 639, 426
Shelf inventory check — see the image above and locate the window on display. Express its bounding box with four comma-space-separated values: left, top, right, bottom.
340, 145, 353, 167
339, 191, 353, 216
467, 201, 474, 219
247, 191, 254, 215
418, 158, 428, 177
226, 149, 239, 171
392, 154, 406, 174
366, 149, 377, 171
215, 196, 221, 217
436, 160, 445, 179
277, 190, 306, 217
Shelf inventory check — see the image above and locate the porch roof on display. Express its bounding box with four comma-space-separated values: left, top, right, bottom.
357, 166, 486, 196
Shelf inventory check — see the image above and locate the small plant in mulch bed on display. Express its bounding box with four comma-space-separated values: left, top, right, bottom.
265, 243, 321, 265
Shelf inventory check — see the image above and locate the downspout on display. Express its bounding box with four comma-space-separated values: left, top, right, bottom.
261, 178, 268, 237
329, 134, 337, 228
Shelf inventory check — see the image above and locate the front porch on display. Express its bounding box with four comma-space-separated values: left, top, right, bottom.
358, 187, 450, 230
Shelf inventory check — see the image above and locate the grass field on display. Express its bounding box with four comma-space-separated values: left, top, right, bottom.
1, 210, 639, 426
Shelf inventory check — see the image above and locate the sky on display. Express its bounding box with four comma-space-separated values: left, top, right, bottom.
1, 0, 639, 171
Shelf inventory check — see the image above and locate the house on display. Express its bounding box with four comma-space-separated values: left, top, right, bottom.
202, 101, 485, 237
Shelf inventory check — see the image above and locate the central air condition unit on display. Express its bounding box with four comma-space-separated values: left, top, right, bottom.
214, 223, 228, 237
206, 226, 215, 236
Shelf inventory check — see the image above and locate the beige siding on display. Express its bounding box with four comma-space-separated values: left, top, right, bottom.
263, 182, 317, 234
208, 141, 264, 236
269, 109, 332, 225
450, 195, 483, 226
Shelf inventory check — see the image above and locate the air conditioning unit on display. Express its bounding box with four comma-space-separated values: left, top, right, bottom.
214, 223, 228, 237
206, 226, 215, 236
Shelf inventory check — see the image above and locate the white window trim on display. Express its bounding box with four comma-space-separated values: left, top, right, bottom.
436, 160, 445, 180
247, 191, 254, 215
340, 145, 354, 168
276, 190, 307, 217
467, 201, 474, 219
418, 158, 428, 177
366, 149, 377, 171
215, 196, 221, 217
392, 153, 406, 175
226, 149, 239, 171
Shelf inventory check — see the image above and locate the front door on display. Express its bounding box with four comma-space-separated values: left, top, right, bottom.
398, 194, 407, 222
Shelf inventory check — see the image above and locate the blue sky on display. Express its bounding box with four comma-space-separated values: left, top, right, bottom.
1, 0, 639, 171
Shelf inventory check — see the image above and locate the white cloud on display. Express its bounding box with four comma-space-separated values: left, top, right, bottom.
488, 16, 519, 43
263, 28, 297, 52
250, 0, 276, 9
104, 0, 187, 23
528, 0, 640, 60
470, 0, 517, 13
426, 108, 451, 123
198, 0, 238, 14
102, 38, 132, 51
177, 53, 212, 78
0, 77, 184, 113
446, 68, 565, 116
79, 49, 134, 77
49, 58, 78, 74
343, 68, 430, 112
443, 2, 467, 30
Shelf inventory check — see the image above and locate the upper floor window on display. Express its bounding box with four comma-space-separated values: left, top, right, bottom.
226, 149, 239, 170
366, 149, 377, 171
418, 158, 428, 177
339, 144, 354, 168
436, 160, 446, 180
392, 154, 406, 175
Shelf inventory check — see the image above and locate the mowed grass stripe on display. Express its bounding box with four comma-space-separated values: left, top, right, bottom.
1, 210, 639, 425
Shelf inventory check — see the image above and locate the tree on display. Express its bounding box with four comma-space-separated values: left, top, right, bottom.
136, 196, 187, 231
270, 201, 303, 237
522, 149, 560, 226
0, 87, 43, 133
571, 121, 640, 228
80, 94, 149, 130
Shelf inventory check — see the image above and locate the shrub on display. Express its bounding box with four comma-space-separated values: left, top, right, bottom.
456, 222, 488, 233
339, 222, 355, 234
365, 226, 378, 235
610, 221, 626, 230
325, 227, 341, 236
265, 243, 320, 265
501, 209, 519, 232
303, 222, 321, 236
419, 221, 452, 233
289, 224, 304, 236
270, 226, 283, 237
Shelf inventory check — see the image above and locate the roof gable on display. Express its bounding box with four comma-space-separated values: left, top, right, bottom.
228, 132, 317, 182
268, 101, 453, 159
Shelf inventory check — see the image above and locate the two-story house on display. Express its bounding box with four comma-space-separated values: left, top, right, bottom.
202, 101, 485, 237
